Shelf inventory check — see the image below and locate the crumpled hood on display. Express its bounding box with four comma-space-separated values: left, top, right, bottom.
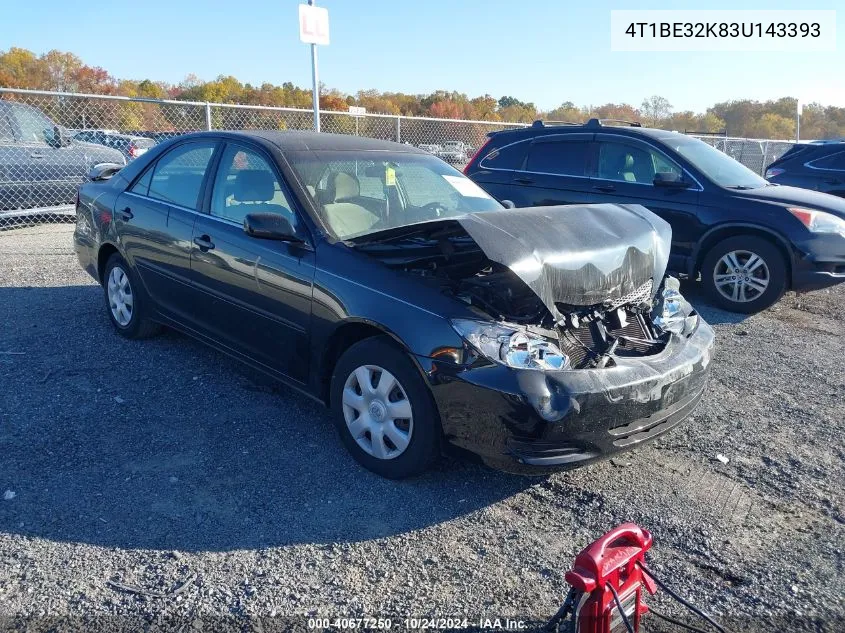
456, 203, 672, 317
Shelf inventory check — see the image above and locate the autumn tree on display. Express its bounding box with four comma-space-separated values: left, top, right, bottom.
641, 95, 672, 127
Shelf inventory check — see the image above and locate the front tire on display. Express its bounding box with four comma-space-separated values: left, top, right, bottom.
701, 236, 787, 313
330, 337, 439, 479
102, 253, 161, 339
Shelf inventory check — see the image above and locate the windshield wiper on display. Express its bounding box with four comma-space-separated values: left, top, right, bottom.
725, 185, 756, 190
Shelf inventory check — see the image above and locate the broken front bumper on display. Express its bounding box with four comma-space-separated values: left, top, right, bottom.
417, 319, 715, 473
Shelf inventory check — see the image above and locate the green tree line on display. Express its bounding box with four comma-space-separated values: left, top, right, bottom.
2, 47, 844, 139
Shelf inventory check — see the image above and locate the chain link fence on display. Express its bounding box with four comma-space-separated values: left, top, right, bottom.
1, 87, 795, 231
687, 134, 796, 176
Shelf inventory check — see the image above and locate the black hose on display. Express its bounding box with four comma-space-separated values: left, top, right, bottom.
647, 607, 713, 633
606, 583, 635, 633
639, 564, 728, 633
543, 588, 577, 632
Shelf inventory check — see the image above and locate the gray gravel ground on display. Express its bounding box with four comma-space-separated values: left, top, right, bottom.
0, 224, 843, 631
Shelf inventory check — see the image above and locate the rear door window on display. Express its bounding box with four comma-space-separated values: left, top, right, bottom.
479, 140, 529, 170
525, 140, 589, 176
147, 142, 217, 209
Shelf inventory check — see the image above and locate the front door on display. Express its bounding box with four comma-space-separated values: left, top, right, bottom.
590, 135, 702, 272
190, 142, 315, 382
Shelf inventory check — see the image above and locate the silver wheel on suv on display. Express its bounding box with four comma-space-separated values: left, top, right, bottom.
712, 249, 770, 303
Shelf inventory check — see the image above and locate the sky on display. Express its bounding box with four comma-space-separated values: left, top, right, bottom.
2, 0, 842, 112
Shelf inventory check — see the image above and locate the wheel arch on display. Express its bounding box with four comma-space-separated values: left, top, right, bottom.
691, 224, 794, 287
96, 242, 122, 284
318, 319, 429, 405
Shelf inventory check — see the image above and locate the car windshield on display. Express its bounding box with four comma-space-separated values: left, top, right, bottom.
662, 136, 768, 189
286, 150, 502, 239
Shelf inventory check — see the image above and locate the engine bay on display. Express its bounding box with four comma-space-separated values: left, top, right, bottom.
355, 228, 670, 369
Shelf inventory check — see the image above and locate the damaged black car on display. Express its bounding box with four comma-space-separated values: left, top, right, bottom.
73, 131, 715, 478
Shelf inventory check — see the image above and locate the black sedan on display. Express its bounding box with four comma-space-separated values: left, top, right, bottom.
73, 131, 714, 478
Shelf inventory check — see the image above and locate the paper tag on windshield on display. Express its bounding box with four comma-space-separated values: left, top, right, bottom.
385, 167, 396, 186
442, 175, 489, 198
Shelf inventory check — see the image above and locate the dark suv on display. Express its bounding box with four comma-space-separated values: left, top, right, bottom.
0, 100, 125, 215
765, 141, 845, 198
465, 119, 845, 313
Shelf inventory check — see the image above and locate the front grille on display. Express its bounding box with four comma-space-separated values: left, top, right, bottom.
608, 279, 653, 310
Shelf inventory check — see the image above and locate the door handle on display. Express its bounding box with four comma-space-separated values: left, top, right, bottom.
593, 184, 616, 192
117, 207, 133, 220
30, 153, 44, 159
193, 235, 215, 251
513, 177, 534, 185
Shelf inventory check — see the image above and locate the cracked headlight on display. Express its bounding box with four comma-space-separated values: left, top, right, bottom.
450, 319, 570, 370
652, 276, 699, 336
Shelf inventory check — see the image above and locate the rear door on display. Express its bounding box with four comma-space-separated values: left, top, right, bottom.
466, 138, 530, 202
506, 133, 595, 207
189, 142, 315, 382
807, 150, 845, 197
590, 135, 702, 271
115, 140, 218, 319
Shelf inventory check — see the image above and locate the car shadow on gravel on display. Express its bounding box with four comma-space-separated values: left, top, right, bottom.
678, 278, 748, 326
0, 285, 533, 553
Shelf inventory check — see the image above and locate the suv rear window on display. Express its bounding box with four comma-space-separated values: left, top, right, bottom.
479, 140, 528, 170
525, 140, 589, 176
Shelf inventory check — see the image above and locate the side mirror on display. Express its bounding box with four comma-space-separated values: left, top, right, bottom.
244, 212, 304, 243
653, 172, 689, 188
88, 163, 123, 181
500, 199, 516, 209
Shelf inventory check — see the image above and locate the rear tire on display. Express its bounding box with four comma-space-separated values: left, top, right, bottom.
102, 253, 161, 339
330, 337, 439, 479
701, 236, 787, 313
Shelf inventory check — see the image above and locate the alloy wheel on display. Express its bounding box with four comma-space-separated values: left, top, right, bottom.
712, 249, 770, 303
107, 266, 134, 326
341, 365, 414, 460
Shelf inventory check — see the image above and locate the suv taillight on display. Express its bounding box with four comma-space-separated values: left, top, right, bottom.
463, 139, 492, 174
128, 144, 139, 159
765, 167, 785, 180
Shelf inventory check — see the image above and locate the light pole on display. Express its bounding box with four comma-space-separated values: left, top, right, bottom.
309, 0, 320, 132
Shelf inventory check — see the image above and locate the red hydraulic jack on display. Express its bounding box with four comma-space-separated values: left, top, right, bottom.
544, 523, 728, 633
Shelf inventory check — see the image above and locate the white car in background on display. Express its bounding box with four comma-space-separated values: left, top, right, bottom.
439, 141, 471, 163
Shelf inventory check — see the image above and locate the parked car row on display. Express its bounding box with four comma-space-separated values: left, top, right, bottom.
417, 140, 474, 163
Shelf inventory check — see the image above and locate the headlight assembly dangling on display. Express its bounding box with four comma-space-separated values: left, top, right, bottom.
450, 319, 570, 370
652, 276, 699, 336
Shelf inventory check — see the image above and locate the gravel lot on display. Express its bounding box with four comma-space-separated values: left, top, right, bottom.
1, 224, 843, 631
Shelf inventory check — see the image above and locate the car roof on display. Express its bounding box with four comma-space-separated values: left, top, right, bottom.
174, 130, 427, 154
488, 119, 689, 144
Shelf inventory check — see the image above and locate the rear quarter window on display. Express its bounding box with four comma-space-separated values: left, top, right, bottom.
809, 151, 845, 171
479, 140, 529, 170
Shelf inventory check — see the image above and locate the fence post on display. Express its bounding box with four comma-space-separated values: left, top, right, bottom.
762, 141, 770, 175
205, 102, 212, 131
396, 116, 401, 143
